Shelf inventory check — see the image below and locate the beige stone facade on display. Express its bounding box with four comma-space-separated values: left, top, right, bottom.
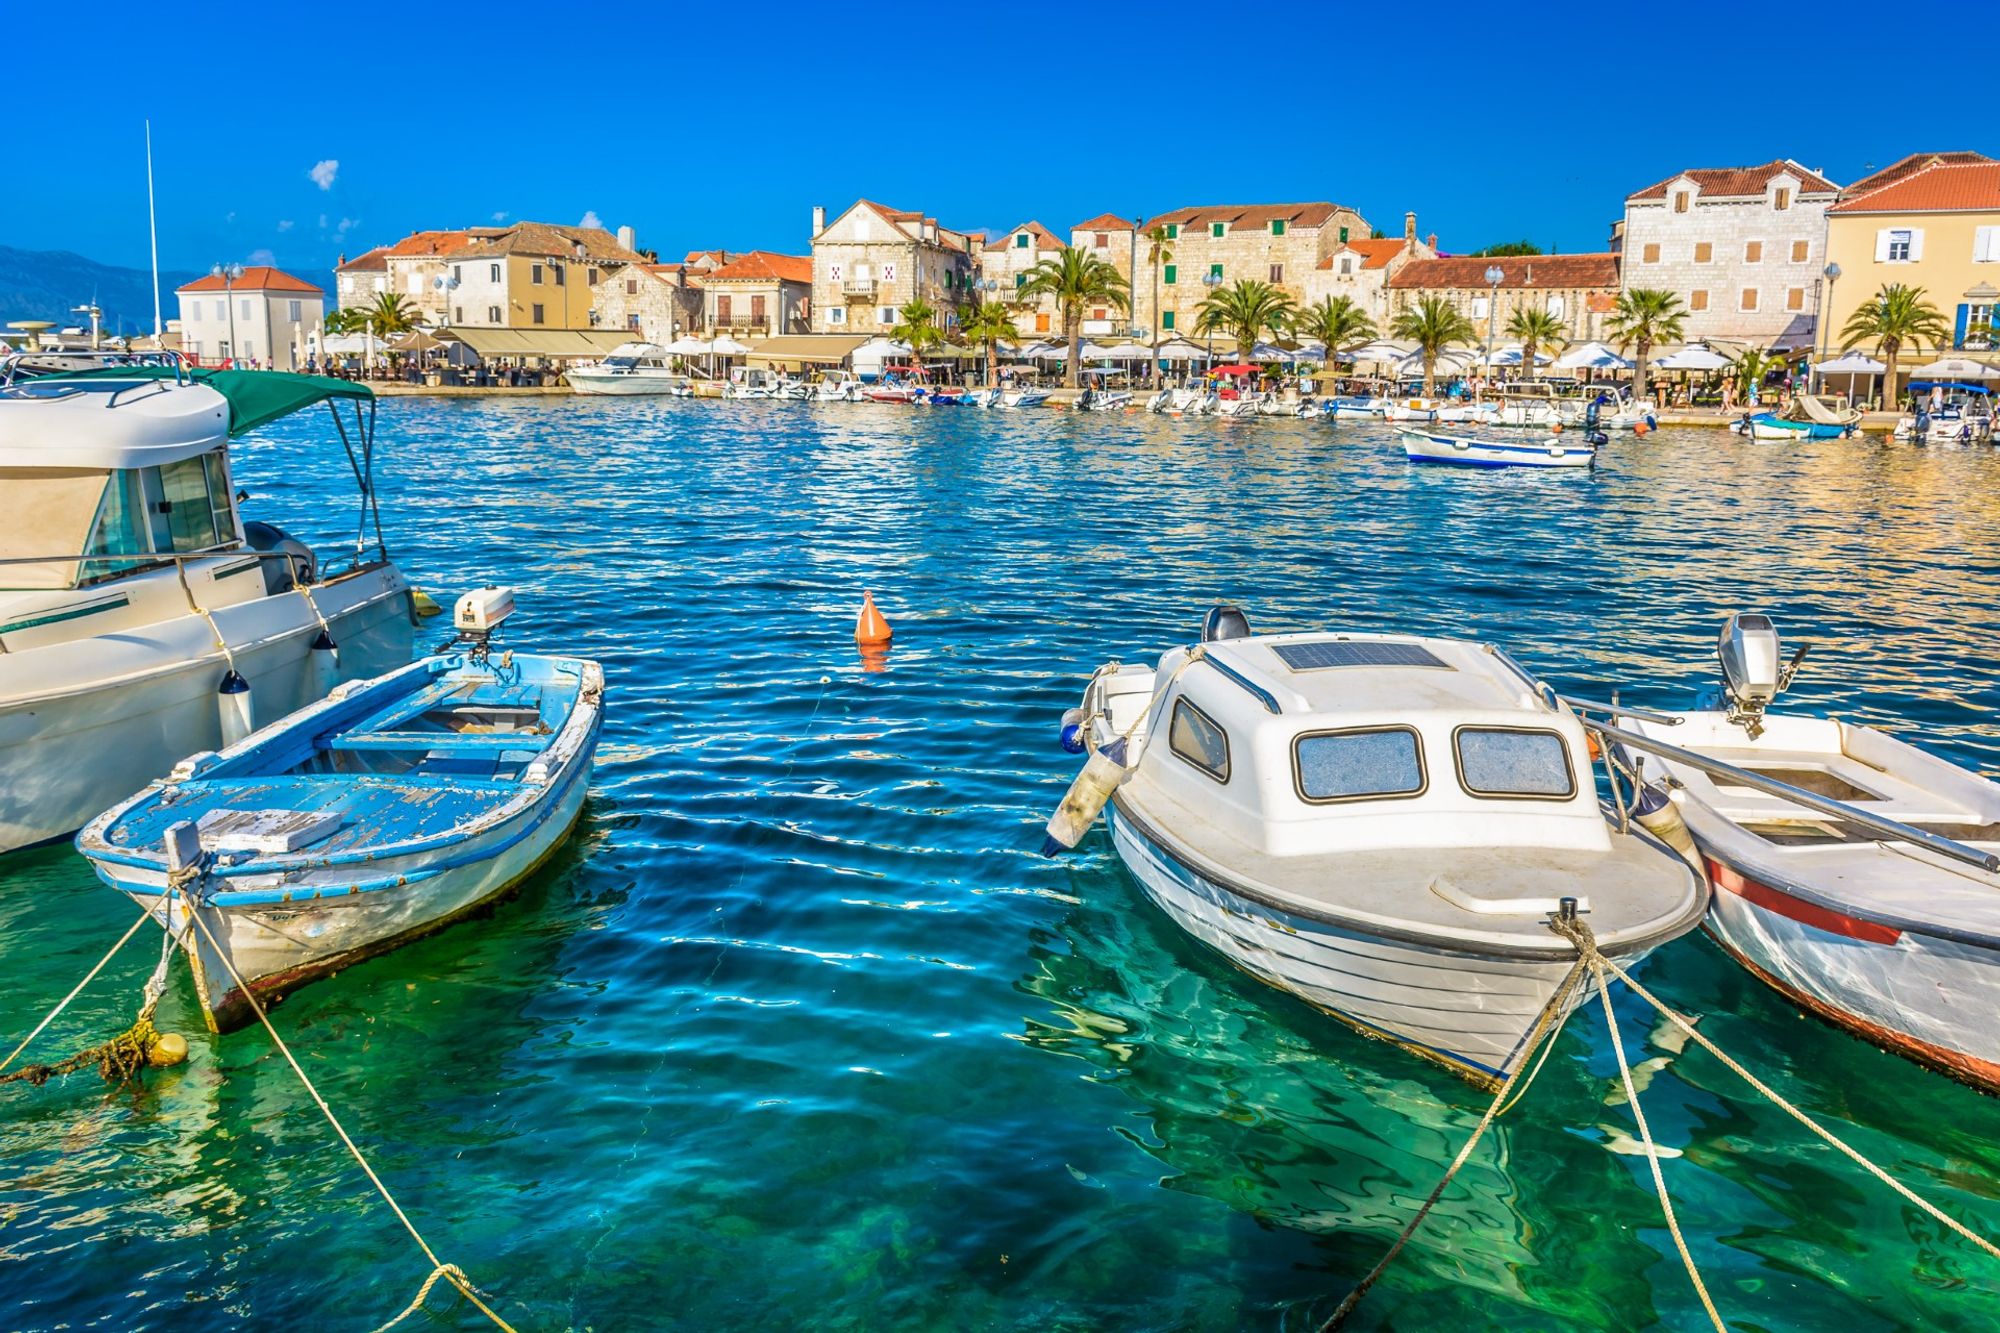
1387, 254, 1622, 349
981, 221, 1065, 336
1142, 202, 1370, 340
1300, 214, 1436, 333
333, 248, 388, 312
590, 263, 708, 343
381, 231, 480, 325
441, 222, 643, 330
809, 200, 979, 334
703, 252, 812, 338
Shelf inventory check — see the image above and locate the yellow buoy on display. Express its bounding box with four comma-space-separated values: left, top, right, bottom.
411, 588, 444, 618
149, 1032, 189, 1067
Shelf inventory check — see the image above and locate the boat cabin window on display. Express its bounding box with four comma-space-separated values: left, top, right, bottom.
2, 450, 239, 589
1294, 727, 1425, 803
1167, 697, 1230, 783
1453, 727, 1574, 799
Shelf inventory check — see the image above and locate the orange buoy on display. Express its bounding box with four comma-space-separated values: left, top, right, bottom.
855, 591, 892, 647
1633, 421, 1651, 437
1551, 421, 1564, 434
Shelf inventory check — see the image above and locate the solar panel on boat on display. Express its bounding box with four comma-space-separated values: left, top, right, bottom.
1270, 640, 1449, 671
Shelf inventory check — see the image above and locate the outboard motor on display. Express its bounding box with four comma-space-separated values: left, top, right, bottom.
1201, 604, 1251, 643
1582, 395, 1610, 447
243, 520, 316, 594
1717, 612, 1806, 739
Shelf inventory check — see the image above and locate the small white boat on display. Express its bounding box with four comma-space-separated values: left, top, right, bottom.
1046, 608, 1706, 1088
1000, 388, 1051, 409
1605, 400, 1659, 432
1622, 614, 2000, 1092
1080, 388, 1133, 412
1156, 387, 1216, 415
1399, 428, 1596, 469
78, 590, 603, 1032
812, 372, 864, 402
1327, 395, 1388, 420
1436, 401, 1499, 425
1383, 397, 1440, 423
565, 342, 687, 396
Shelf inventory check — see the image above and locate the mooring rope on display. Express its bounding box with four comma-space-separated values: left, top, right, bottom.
0, 903, 157, 1079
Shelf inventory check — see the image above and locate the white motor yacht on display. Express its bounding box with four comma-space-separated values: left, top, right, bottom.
566, 342, 688, 396
1047, 608, 1706, 1088
0, 360, 415, 854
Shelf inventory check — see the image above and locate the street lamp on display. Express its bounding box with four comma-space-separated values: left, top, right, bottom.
1813, 261, 1841, 396
212, 262, 243, 367
1201, 269, 1223, 366
1483, 264, 1505, 391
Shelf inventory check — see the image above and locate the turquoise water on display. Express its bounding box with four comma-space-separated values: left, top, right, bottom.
4, 402, 2000, 1330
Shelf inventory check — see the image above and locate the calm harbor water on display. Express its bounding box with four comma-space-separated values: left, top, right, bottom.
4, 401, 2000, 1330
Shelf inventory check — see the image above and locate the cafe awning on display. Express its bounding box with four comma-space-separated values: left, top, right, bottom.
745, 334, 871, 367
437, 328, 634, 360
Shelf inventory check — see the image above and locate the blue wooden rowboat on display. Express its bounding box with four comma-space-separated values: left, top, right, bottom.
76, 647, 603, 1031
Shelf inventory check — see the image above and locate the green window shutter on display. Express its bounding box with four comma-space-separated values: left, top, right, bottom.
1163, 264, 1177, 285
1015, 233, 1029, 248
1015, 273, 1026, 288
1210, 222, 1225, 238
1165, 223, 1178, 239
1162, 311, 1175, 330
1271, 219, 1286, 236
1209, 263, 1223, 279
1339, 226, 1349, 243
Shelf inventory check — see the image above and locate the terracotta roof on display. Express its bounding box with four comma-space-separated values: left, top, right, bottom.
454, 222, 642, 262
335, 247, 389, 273
1387, 253, 1620, 291
1073, 212, 1135, 232
851, 200, 976, 250
639, 263, 703, 287
705, 251, 812, 284
683, 249, 730, 267
1627, 159, 1838, 202
1317, 238, 1410, 271
386, 229, 476, 258
1842, 151, 1996, 200
1143, 202, 1343, 230
177, 265, 324, 295
1829, 160, 2000, 215
985, 221, 1063, 253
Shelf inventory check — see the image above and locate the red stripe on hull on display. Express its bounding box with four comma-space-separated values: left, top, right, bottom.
1706, 857, 1902, 945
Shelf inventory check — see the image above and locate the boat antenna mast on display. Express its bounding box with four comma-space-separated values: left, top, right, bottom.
144, 121, 163, 340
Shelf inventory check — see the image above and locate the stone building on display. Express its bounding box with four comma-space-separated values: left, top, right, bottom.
809, 200, 980, 334
1620, 160, 1840, 351
1138, 202, 1371, 339
381, 230, 478, 324
981, 221, 1065, 335
703, 251, 812, 338
1386, 253, 1622, 349
590, 261, 709, 343
441, 221, 644, 330
176, 266, 324, 370
333, 247, 389, 312
1300, 212, 1437, 332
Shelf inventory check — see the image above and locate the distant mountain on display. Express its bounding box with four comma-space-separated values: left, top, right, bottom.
0, 244, 206, 336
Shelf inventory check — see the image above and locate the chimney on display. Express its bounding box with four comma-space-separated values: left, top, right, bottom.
1426, 232, 1438, 251
812, 205, 826, 236
1404, 211, 1417, 244
617, 224, 637, 253
336, 251, 346, 267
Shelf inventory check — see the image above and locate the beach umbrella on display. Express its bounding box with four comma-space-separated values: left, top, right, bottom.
1553, 340, 1633, 371
1153, 339, 1209, 362
663, 335, 712, 355
1907, 356, 2000, 380
710, 335, 755, 357
1396, 346, 1477, 375
1814, 351, 1885, 374
1347, 339, 1414, 365
1100, 343, 1156, 362
1080, 342, 1122, 359
1209, 363, 1258, 377
1653, 344, 1730, 371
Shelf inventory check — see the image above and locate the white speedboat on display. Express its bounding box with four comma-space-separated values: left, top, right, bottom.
1155, 387, 1216, 415
1327, 395, 1388, 420
1399, 428, 1596, 469
1436, 401, 1500, 425
812, 372, 864, 402
1079, 388, 1133, 412
0, 360, 415, 855
1383, 397, 1440, 423
1622, 614, 2000, 1091
1605, 399, 1659, 432
1214, 392, 1265, 418
1047, 609, 1706, 1088
1000, 388, 1051, 409
565, 342, 687, 396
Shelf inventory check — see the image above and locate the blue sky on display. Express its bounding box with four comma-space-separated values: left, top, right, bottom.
4, 0, 1981, 281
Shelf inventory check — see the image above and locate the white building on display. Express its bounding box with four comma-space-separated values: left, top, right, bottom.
175, 266, 325, 370
1619, 160, 1840, 350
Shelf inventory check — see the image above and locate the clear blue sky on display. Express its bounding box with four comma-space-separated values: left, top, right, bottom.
4, 0, 1980, 279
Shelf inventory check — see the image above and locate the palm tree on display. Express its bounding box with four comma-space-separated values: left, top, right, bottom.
1840, 282, 1949, 410
1145, 224, 1173, 356
890, 297, 943, 372
365, 291, 421, 337
956, 298, 1020, 388
1504, 305, 1567, 382
1389, 295, 1477, 394
1604, 288, 1686, 401
1194, 279, 1298, 365
1729, 346, 1785, 408
1293, 296, 1376, 376
1016, 246, 1131, 388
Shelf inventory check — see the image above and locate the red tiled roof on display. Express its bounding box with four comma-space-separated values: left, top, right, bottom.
1829, 161, 2000, 215
1627, 159, 1838, 202
386, 229, 476, 258
335, 246, 389, 273
1317, 238, 1410, 271
705, 251, 811, 284
454, 222, 642, 262
1842, 151, 1996, 200
985, 221, 1063, 253
683, 249, 729, 266
177, 265, 324, 294
640, 263, 703, 286
1388, 253, 1620, 291
1072, 212, 1135, 232
851, 199, 975, 250
1143, 202, 1343, 230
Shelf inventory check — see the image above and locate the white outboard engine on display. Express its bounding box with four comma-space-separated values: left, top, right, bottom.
1717, 612, 1805, 739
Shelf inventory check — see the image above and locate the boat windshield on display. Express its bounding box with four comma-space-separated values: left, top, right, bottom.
603, 357, 639, 370
0, 449, 236, 590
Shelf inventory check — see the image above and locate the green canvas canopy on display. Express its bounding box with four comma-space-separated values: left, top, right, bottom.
39, 366, 373, 436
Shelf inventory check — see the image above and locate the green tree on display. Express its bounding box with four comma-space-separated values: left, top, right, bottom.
1017, 246, 1131, 388
1469, 240, 1543, 257
1605, 288, 1687, 401
1840, 282, 1949, 409
1730, 346, 1785, 407
1194, 279, 1298, 365
1504, 305, 1568, 381
890, 297, 943, 368
1293, 296, 1376, 374
1389, 295, 1477, 394
1145, 224, 1174, 357
956, 298, 1020, 389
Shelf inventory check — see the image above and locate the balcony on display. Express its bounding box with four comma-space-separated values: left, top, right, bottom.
712, 315, 770, 334
841, 278, 878, 296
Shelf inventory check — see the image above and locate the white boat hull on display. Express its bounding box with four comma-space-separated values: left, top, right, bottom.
0, 565, 413, 853
1400, 430, 1595, 469
567, 371, 685, 396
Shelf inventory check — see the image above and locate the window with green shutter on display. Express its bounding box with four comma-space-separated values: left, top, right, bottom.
1209, 263, 1223, 279
1210, 222, 1226, 238
1162, 310, 1176, 330
1163, 264, 1177, 285
1165, 223, 1179, 239
1271, 219, 1286, 236
1015, 233, 1029, 248
1015, 272, 1026, 288
1339, 226, 1349, 243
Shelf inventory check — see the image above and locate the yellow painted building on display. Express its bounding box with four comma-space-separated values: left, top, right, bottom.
1823, 153, 2000, 395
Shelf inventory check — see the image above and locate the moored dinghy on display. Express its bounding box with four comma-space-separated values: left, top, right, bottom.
1621, 614, 2000, 1090
1400, 428, 1596, 469
77, 589, 603, 1032
1046, 607, 1706, 1088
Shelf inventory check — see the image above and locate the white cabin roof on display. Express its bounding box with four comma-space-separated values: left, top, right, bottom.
1195, 631, 1545, 720
0, 378, 229, 470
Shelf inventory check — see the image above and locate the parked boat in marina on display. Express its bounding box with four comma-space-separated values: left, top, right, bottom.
77, 589, 603, 1032
0, 361, 415, 856
1047, 609, 1706, 1088
566, 343, 688, 396
1621, 614, 2000, 1091
1892, 384, 1994, 443
1435, 401, 1499, 426
1326, 394, 1388, 420
1399, 428, 1596, 469
1731, 412, 1853, 441
811, 371, 865, 402
999, 387, 1051, 409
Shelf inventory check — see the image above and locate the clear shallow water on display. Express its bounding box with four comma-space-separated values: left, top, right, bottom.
3, 401, 2000, 1331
